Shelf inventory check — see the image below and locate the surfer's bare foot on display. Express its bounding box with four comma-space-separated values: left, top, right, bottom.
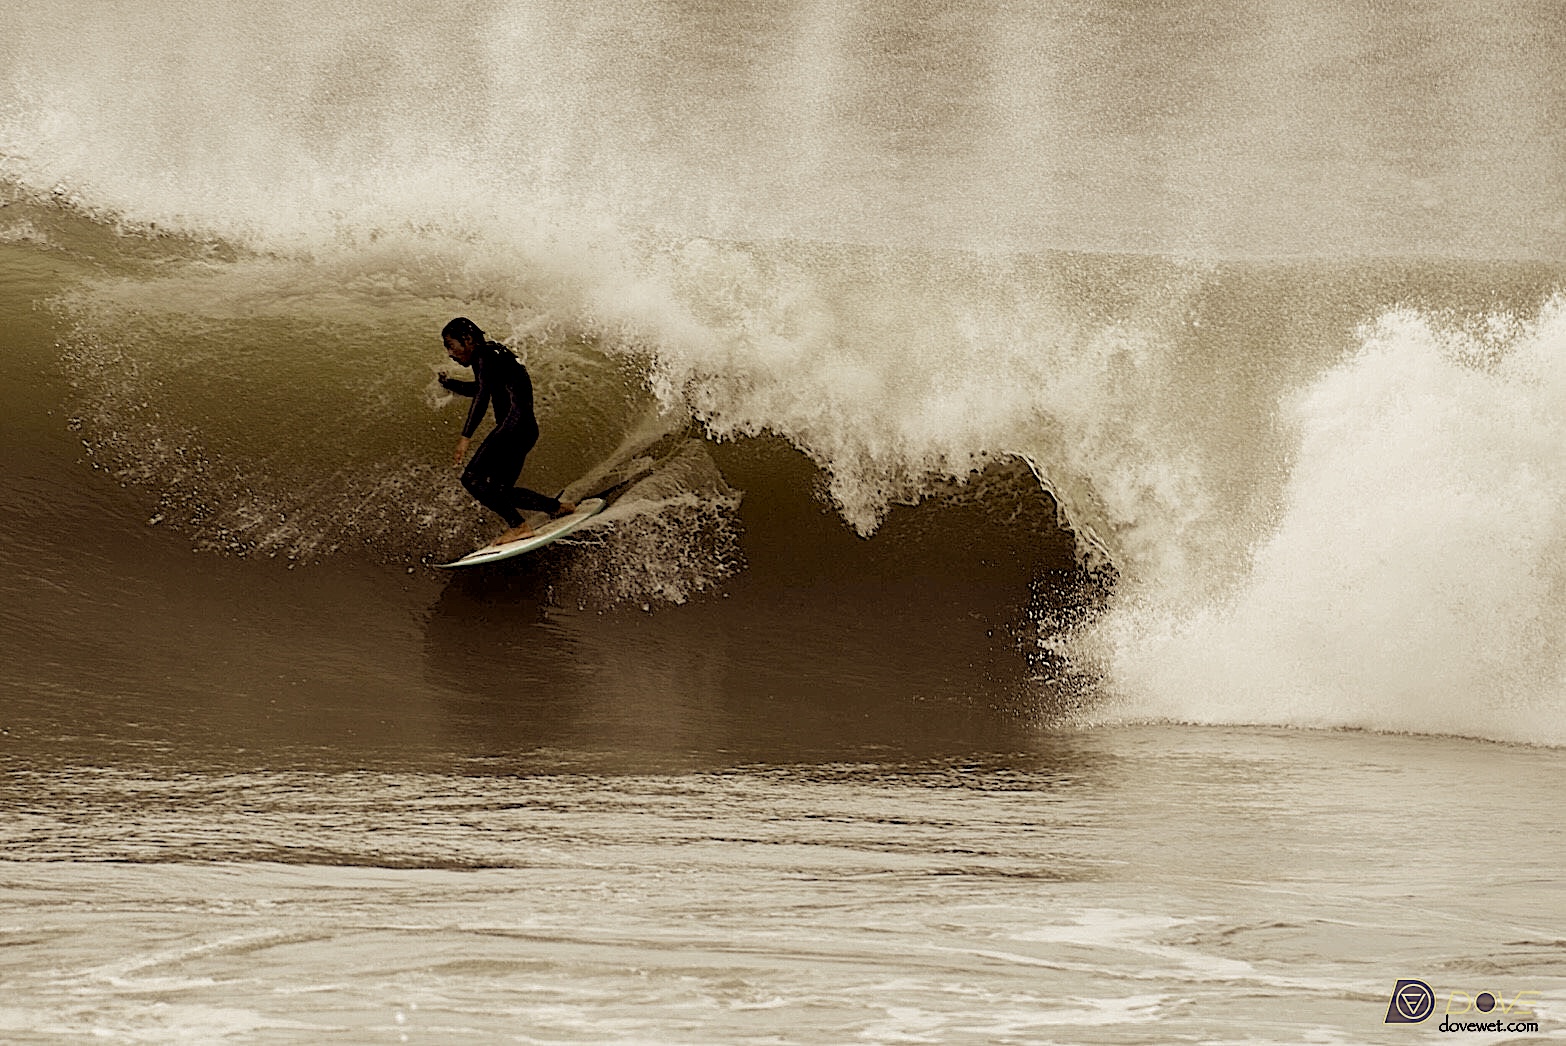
490, 524, 535, 546
552, 501, 577, 518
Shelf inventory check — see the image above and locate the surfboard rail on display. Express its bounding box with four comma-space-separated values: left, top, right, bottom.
435, 497, 606, 569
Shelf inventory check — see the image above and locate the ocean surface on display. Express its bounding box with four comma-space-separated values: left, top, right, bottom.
3, 2, 1565, 1042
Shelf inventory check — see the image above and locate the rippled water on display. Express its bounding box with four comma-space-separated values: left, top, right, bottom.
4, 729, 1563, 1043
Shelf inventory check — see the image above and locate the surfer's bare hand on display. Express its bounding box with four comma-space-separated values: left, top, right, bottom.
452, 435, 470, 467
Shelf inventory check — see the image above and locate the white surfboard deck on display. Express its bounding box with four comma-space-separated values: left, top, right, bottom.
436, 498, 606, 569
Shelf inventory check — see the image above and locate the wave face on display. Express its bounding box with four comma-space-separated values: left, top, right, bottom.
4, 2, 1565, 744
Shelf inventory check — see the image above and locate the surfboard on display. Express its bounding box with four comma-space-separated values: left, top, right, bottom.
436, 498, 606, 569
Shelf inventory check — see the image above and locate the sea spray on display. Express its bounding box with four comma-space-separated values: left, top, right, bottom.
4, 1, 1560, 257
1082, 296, 1566, 745
562, 442, 745, 608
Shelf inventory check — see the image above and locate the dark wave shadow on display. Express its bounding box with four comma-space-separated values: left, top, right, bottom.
419, 441, 1092, 771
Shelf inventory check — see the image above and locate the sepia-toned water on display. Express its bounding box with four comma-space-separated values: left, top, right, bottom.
3, 1, 1564, 1041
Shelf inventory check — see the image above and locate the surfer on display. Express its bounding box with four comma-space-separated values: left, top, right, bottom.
437, 317, 575, 546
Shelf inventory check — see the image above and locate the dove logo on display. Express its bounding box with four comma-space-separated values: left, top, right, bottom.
1385, 979, 1436, 1023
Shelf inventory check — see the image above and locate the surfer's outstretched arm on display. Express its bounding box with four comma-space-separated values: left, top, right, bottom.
438, 371, 478, 396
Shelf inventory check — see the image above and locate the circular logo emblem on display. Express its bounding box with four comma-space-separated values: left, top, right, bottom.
1396, 981, 1435, 1022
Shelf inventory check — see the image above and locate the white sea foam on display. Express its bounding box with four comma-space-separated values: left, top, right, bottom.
1086, 298, 1566, 746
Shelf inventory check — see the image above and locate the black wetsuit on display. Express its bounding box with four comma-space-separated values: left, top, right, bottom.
439, 340, 561, 527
